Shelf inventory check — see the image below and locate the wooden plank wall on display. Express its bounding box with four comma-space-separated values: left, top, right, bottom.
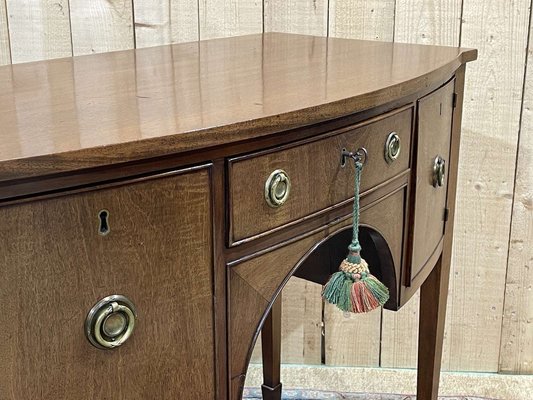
499, 10, 533, 374
0, 0, 531, 375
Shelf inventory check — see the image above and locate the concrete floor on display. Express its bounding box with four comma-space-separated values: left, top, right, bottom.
245, 365, 533, 400
243, 388, 491, 399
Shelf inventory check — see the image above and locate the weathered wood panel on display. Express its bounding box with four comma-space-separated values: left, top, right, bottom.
134, 0, 198, 48
393, 0, 462, 46
5, 0, 71, 63
69, 0, 134, 56
250, 278, 322, 365
381, 291, 420, 368
499, 15, 533, 374
280, 278, 322, 364
264, 0, 328, 36
447, 0, 530, 372
328, 0, 395, 41
324, 304, 381, 367
199, 0, 262, 40
0, 0, 10, 65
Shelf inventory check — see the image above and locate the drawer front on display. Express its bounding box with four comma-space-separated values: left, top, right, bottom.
229, 107, 413, 245
409, 80, 455, 283
0, 168, 215, 399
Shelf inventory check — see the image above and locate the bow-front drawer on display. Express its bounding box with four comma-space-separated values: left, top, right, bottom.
228, 107, 413, 246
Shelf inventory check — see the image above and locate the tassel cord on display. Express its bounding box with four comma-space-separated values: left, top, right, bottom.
347, 160, 363, 262
352, 161, 362, 246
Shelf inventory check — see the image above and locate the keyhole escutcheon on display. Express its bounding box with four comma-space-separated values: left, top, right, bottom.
98, 210, 110, 236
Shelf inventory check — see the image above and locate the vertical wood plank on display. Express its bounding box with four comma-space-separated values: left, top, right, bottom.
280, 278, 322, 364
69, 0, 134, 56
133, 0, 198, 48
324, 304, 380, 367
198, 0, 262, 40
250, 278, 322, 365
381, 291, 420, 368
393, 0, 462, 46
5, 0, 71, 63
381, 0, 462, 370
264, 0, 328, 36
328, 0, 395, 41
499, 12, 533, 374
0, 0, 10, 65
446, 0, 530, 372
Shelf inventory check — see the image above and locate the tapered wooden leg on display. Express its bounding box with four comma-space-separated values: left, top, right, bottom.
261, 294, 282, 400
417, 256, 450, 400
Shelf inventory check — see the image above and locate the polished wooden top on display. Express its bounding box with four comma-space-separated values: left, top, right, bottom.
0, 33, 476, 181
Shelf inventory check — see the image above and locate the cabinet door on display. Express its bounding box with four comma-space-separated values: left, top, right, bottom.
0, 167, 215, 400
409, 80, 455, 285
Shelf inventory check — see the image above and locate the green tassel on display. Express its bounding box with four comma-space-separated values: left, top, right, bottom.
362, 275, 389, 305
322, 271, 349, 304
321, 153, 390, 314
338, 278, 354, 312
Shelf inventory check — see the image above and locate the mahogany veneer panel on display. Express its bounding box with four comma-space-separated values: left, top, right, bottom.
0, 168, 215, 400
0, 33, 475, 183
229, 107, 412, 244
229, 189, 406, 395
409, 80, 455, 284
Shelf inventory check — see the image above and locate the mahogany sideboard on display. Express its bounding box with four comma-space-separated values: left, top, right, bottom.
0, 33, 476, 400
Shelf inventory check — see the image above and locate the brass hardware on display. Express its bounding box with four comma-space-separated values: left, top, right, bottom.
385, 132, 401, 163
433, 155, 446, 187
265, 169, 291, 208
341, 147, 368, 168
85, 295, 137, 350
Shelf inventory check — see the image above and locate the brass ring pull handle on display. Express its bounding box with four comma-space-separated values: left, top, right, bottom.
385, 132, 401, 163
85, 295, 137, 350
265, 169, 291, 208
433, 155, 446, 187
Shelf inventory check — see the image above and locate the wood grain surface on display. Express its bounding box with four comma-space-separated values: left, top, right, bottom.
409, 80, 454, 283
0, 0, 9, 65
329, 0, 395, 41
0, 33, 475, 183
199, 0, 262, 40
229, 107, 412, 243
250, 277, 322, 366
0, 167, 215, 399
232, 187, 406, 377
499, 13, 533, 373
5, 0, 72, 63
134, 0, 199, 48
1, 0, 527, 382
264, 0, 328, 36
447, 0, 529, 372
394, 0, 462, 46
69, 0, 134, 56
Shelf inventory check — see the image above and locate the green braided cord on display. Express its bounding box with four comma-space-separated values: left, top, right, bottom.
347, 160, 363, 264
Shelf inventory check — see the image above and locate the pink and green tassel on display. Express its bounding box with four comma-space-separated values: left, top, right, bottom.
322, 154, 389, 313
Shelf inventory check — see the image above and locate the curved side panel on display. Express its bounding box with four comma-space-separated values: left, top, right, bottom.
228, 188, 406, 399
